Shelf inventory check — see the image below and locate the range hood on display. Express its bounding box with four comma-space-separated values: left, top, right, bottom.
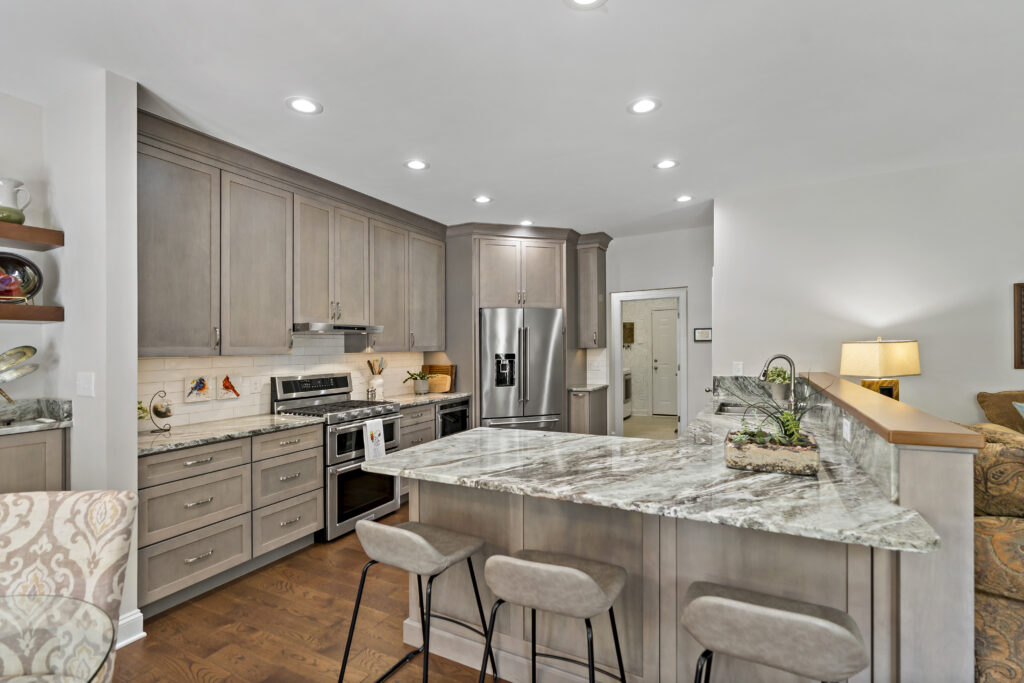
292, 322, 384, 352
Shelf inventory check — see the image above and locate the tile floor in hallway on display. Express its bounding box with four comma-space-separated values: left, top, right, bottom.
622, 414, 679, 440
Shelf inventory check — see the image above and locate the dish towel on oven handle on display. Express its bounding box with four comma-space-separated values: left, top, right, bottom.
363, 418, 386, 460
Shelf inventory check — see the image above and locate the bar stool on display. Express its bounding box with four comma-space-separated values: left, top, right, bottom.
681, 581, 869, 683
478, 550, 628, 683
339, 519, 499, 682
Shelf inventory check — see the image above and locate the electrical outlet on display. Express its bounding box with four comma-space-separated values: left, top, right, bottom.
75, 371, 96, 397
732, 361, 744, 375
842, 417, 852, 442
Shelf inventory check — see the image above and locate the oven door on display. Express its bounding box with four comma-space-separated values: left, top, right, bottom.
324, 458, 400, 540
436, 401, 470, 439
328, 414, 400, 466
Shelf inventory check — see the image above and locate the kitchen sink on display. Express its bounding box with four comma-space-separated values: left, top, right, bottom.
715, 402, 752, 415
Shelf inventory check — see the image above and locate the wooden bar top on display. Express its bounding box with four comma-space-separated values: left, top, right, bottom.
804, 372, 984, 450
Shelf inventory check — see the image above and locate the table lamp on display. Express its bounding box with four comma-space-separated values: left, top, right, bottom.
839, 337, 920, 400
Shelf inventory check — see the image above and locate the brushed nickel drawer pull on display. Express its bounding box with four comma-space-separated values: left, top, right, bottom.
279, 515, 302, 527
278, 472, 302, 482
412, 437, 424, 445
184, 549, 214, 565
279, 438, 301, 447
183, 456, 214, 467
184, 496, 214, 509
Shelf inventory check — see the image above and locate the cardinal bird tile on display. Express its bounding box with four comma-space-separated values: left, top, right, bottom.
217, 375, 241, 400
184, 375, 212, 403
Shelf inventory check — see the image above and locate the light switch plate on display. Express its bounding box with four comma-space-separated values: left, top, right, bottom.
842, 417, 852, 442
75, 371, 96, 397
732, 361, 744, 375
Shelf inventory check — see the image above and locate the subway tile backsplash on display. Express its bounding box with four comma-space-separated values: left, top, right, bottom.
138, 336, 425, 431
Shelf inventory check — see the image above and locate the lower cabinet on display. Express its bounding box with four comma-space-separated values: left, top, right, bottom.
137, 427, 325, 607
0, 429, 66, 494
398, 405, 437, 496
569, 388, 609, 436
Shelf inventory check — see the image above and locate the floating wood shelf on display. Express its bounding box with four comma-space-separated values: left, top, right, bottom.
0, 221, 65, 251
0, 306, 65, 323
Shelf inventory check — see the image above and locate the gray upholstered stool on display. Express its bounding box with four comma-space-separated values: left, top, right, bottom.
681, 581, 869, 683
478, 550, 628, 683
339, 519, 498, 682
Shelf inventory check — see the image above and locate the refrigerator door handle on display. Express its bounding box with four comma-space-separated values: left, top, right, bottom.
517, 326, 524, 404
487, 417, 559, 427
523, 326, 530, 403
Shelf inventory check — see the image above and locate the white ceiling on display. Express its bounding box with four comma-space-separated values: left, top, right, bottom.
4, 0, 1024, 236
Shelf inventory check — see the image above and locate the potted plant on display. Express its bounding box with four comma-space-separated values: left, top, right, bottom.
762, 365, 791, 404
722, 392, 820, 476
404, 370, 433, 395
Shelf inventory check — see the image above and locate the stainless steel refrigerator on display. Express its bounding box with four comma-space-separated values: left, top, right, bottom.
479, 307, 565, 431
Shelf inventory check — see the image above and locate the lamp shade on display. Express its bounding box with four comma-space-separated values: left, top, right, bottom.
839, 338, 920, 378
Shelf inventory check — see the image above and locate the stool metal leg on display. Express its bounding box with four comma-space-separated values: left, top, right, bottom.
339, 560, 377, 683
531, 608, 537, 682
694, 649, 713, 683
466, 558, 499, 681
477, 599, 505, 683
608, 606, 626, 682
584, 618, 596, 683
421, 575, 436, 682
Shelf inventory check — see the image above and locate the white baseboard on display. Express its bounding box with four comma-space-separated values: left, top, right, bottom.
116, 609, 146, 649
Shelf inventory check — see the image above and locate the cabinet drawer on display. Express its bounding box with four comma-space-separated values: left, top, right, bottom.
253, 489, 323, 557
138, 439, 251, 489
400, 404, 435, 429
252, 426, 323, 462
400, 421, 436, 450
138, 465, 251, 547
138, 513, 251, 606
252, 447, 322, 509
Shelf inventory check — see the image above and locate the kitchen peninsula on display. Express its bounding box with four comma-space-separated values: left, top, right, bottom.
363, 374, 980, 682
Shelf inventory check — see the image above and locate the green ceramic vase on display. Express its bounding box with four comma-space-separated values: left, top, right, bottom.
0, 205, 25, 225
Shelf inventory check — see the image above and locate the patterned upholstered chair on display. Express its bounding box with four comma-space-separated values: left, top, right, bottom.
0, 491, 138, 682
970, 422, 1024, 682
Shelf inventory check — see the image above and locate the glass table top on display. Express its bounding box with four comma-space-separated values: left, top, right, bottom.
0, 594, 115, 682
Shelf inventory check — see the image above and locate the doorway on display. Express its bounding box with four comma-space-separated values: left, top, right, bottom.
609, 288, 687, 440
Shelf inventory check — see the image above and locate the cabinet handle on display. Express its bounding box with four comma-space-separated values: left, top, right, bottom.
593, 331, 598, 345
183, 456, 214, 467
412, 437, 424, 445
184, 549, 214, 565
280, 515, 302, 527
522, 291, 527, 304
410, 331, 415, 348
279, 438, 301, 447
278, 472, 302, 482
214, 326, 221, 348
573, 393, 586, 398
184, 496, 213, 509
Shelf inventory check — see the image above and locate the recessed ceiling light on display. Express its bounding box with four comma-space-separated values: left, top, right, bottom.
474, 195, 492, 204
285, 96, 323, 115
628, 97, 661, 115
566, 0, 608, 9
655, 159, 678, 170
405, 159, 429, 171
676, 194, 693, 203
520, 220, 534, 226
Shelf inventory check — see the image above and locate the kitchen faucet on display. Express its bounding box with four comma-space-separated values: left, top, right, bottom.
759, 354, 797, 413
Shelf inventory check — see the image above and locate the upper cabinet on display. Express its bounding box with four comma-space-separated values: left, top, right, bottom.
293, 195, 334, 324
335, 207, 369, 325
577, 233, 611, 349
408, 233, 445, 351
138, 145, 221, 357
478, 237, 563, 309
220, 173, 293, 355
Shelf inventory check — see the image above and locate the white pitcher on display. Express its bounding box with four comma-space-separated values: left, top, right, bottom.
0, 178, 31, 224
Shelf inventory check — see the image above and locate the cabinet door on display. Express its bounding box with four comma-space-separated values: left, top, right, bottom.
521, 239, 563, 308
478, 238, 521, 308
335, 207, 370, 325
138, 146, 220, 356
0, 430, 63, 493
369, 220, 409, 351
221, 173, 293, 354
577, 246, 607, 348
409, 233, 445, 351
293, 195, 333, 324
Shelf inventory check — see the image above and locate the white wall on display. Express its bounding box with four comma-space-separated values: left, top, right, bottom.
713, 154, 1024, 423
621, 297, 679, 416
595, 225, 714, 425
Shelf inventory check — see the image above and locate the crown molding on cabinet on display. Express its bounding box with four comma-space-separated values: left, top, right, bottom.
446, 222, 581, 242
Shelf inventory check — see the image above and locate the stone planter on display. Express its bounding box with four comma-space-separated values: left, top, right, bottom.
724, 432, 819, 476
413, 379, 430, 395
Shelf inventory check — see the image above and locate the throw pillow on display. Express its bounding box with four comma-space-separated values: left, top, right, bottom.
978, 391, 1024, 433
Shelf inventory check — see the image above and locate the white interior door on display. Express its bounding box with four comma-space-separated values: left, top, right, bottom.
651, 308, 678, 415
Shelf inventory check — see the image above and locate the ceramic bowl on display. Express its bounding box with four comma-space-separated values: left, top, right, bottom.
0, 253, 42, 302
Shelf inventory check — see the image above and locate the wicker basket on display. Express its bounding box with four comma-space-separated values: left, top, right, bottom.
427, 375, 451, 393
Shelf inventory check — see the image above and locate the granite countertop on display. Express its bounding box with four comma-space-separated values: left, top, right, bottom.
139, 414, 324, 457
363, 403, 940, 553
0, 399, 72, 436
568, 384, 609, 392
393, 392, 471, 408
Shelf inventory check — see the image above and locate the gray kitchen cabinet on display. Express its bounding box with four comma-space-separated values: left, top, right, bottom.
0, 430, 65, 493
138, 145, 221, 357
577, 234, 611, 348
220, 172, 294, 355
569, 387, 608, 436
369, 220, 409, 351
335, 206, 370, 325
293, 194, 334, 324
408, 233, 445, 351
477, 237, 563, 309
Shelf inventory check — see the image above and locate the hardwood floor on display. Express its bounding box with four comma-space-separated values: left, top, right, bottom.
115, 505, 485, 682
623, 414, 678, 440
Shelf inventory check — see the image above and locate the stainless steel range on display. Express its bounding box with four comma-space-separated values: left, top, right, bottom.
271, 372, 401, 540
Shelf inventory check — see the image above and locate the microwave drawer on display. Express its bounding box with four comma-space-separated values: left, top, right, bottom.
252, 426, 323, 462
138, 513, 251, 606
252, 447, 323, 509
138, 464, 251, 547
138, 439, 251, 489
253, 489, 323, 557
